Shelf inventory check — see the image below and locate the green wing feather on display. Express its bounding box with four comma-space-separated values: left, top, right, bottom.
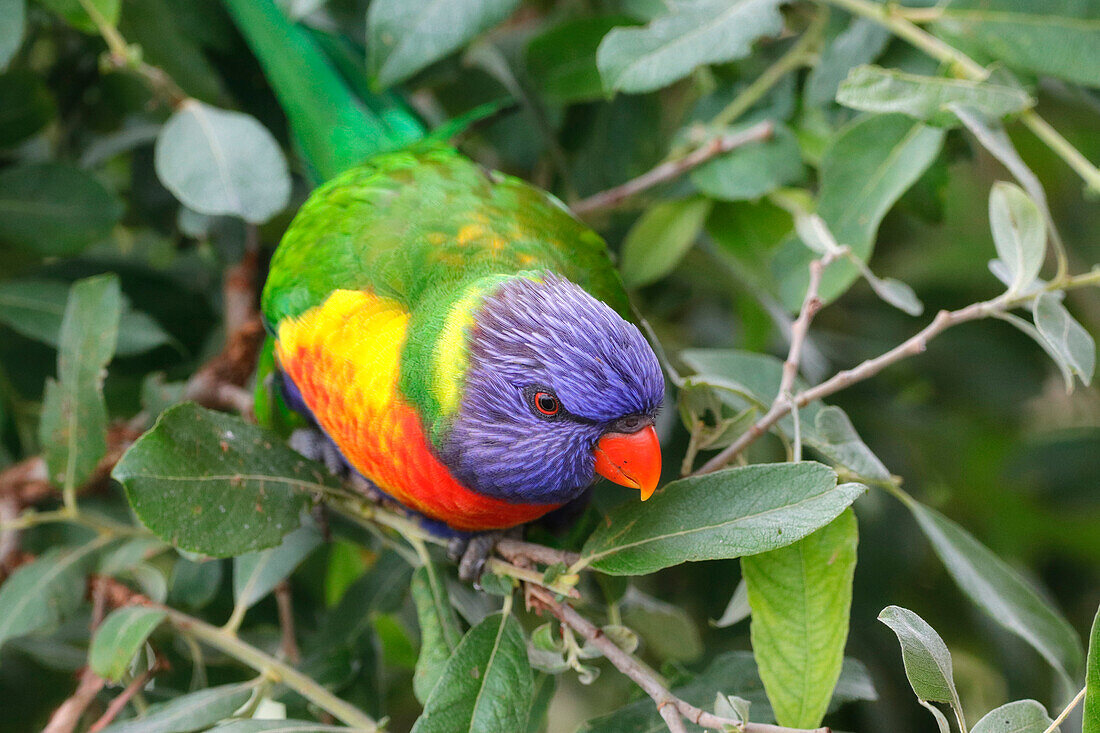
262, 143, 627, 325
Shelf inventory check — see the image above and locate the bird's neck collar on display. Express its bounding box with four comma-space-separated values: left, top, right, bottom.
400, 271, 545, 446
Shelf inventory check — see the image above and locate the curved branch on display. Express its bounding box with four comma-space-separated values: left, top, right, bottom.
571, 122, 775, 215
694, 269, 1100, 475
529, 586, 832, 733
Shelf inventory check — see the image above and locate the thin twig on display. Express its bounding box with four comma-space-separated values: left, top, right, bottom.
274, 580, 301, 664
42, 579, 112, 733
694, 270, 1100, 475
42, 673, 106, 733
75, 0, 187, 108
571, 121, 774, 215
87, 664, 161, 733
530, 586, 831, 733
496, 538, 580, 568
1042, 687, 1086, 733
0, 498, 20, 578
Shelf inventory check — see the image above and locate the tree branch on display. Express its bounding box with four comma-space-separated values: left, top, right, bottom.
87, 663, 162, 733
530, 586, 831, 733
571, 122, 775, 215
43, 578, 111, 733
91, 575, 380, 732
1042, 687, 1085, 733
274, 580, 301, 665
694, 269, 1100, 475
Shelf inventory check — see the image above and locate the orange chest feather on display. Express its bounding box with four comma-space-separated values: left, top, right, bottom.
274, 289, 560, 531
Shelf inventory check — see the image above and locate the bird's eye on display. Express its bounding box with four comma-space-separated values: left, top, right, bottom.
533, 391, 560, 416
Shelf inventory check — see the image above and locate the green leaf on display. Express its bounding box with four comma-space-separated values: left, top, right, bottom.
527, 674, 557, 733
806, 18, 891, 106
168, 557, 223, 610
0, 542, 101, 649
154, 100, 290, 224
1034, 292, 1095, 388
324, 540, 367, 607
208, 723, 352, 733
0, 163, 123, 256
713, 578, 750, 628
596, 0, 784, 93
526, 16, 632, 103
39, 274, 121, 490
619, 196, 711, 288
89, 607, 167, 682
690, 124, 804, 201
37, 0, 119, 33
233, 525, 322, 611
864, 273, 924, 316
1086, 604, 1100, 733
836, 65, 1033, 126
680, 349, 891, 481
0, 278, 172, 356
783, 114, 945, 307
367, 0, 521, 89
411, 611, 533, 733
113, 403, 329, 557
705, 198, 792, 287
907, 499, 1084, 682
0, 70, 55, 147
621, 588, 702, 663
931, 2, 1100, 88
0, 0, 24, 69
972, 700, 1056, 733
989, 182, 1046, 295
580, 462, 865, 575
743, 509, 858, 728
98, 537, 168, 576
100, 682, 254, 733
411, 564, 463, 704
878, 605, 960, 709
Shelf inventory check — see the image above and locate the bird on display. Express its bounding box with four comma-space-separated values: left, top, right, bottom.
258, 142, 664, 577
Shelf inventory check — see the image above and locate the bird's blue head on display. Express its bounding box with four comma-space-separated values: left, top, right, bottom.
438, 273, 664, 505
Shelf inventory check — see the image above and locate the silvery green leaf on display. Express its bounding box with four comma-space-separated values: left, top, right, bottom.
596, 0, 784, 93
989, 182, 1046, 295
836, 65, 1033, 125
971, 699, 1055, 733
1034, 292, 1095, 388
155, 101, 290, 224
793, 213, 840, 255
712, 578, 751, 628
878, 606, 960, 709
865, 273, 924, 316
715, 693, 752, 724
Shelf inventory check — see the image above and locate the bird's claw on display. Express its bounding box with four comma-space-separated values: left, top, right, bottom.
289, 428, 349, 479
448, 531, 504, 584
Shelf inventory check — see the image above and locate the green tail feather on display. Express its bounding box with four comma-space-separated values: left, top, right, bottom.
221, 0, 423, 181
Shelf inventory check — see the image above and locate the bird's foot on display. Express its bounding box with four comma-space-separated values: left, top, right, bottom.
448, 531, 503, 584
289, 428, 349, 479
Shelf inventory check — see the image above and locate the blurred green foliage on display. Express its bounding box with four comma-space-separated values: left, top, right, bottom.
0, 1, 1099, 732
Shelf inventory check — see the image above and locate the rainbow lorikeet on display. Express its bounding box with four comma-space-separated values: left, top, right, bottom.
260, 143, 664, 550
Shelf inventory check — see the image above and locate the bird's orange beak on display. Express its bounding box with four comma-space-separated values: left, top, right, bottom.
593, 424, 661, 501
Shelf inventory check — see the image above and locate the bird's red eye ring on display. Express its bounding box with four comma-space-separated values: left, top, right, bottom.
534, 392, 560, 416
